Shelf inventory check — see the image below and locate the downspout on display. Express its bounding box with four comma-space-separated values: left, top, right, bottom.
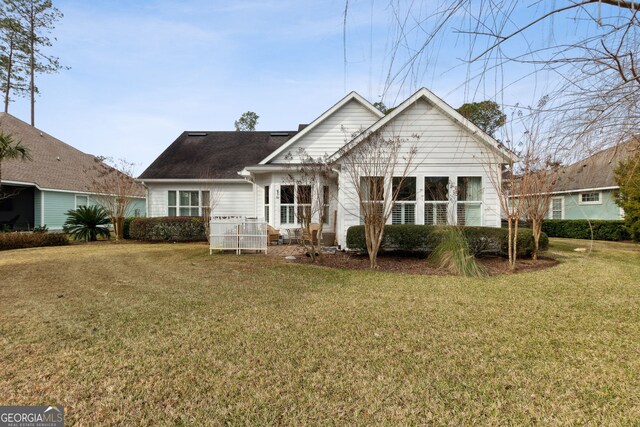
240, 174, 256, 217
141, 181, 149, 217
41, 190, 45, 228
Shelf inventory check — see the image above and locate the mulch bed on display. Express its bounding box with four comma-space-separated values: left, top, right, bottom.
291, 251, 558, 276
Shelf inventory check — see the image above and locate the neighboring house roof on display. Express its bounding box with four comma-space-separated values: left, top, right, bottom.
139, 131, 297, 180
328, 87, 514, 162
553, 140, 640, 192
0, 113, 144, 196
258, 91, 383, 165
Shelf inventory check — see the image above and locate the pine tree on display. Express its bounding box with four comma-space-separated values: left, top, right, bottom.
0, 12, 29, 112
5, 0, 65, 126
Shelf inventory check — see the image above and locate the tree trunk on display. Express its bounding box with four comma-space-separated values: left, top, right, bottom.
4, 36, 14, 113
29, 4, 35, 126
512, 220, 519, 271
507, 218, 513, 267
532, 219, 541, 261
365, 222, 381, 269
115, 216, 125, 241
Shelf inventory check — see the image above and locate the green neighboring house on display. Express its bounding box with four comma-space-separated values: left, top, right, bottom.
0, 113, 146, 231
547, 142, 639, 221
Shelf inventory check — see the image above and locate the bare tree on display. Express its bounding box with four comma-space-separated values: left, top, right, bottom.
371, 1, 640, 154
283, 148, 333, 262
87, 157, 141, 241
482, 107, 526, 270
201, 185, 222, 243
337, 127, 417, 269
518, 105, 559, 261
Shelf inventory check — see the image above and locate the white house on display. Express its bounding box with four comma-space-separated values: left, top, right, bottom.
138, 88, 511, 248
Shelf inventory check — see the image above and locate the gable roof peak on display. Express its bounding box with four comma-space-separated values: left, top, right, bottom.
258, 90, 383, 164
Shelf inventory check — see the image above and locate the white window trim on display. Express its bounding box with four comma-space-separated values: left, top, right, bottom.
392, 176, 417, 225
75, 195, 89, 209
455, 175, 484, 226
392, 202, 416, 224
578, 191, 602, 205
279, 184, 299, 225
264, 185, 270, 223
168, 190, 209, 217
424, 176, 451, 225
550, 196, 564, 219
424, 201, 449, 225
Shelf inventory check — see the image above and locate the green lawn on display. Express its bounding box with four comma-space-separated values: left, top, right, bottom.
1, 239, 639, 425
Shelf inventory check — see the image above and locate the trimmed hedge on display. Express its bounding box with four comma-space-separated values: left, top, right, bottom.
541, 220, 630, 241
129, 217, 206, 242
123, 217, 136, 239
346, 225, 548, 258
0, 232, 69, 251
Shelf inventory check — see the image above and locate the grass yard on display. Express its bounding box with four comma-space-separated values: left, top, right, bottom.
0, 239, 639, 425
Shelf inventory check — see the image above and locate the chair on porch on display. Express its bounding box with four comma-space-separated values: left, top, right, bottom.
267, 225, 281, 245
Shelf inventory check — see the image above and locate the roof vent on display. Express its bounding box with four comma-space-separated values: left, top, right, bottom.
187, 132, 207, 137
270, 132, 289, 137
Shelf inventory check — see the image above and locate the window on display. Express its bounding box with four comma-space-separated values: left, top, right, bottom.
168, 191, 177, 216
580, 191, 601, 204
425, 177, 449, 225
296, 185, 312, 223
457, 177, 482, 226
392, 177, 416, 224
360, 176, 384, 223
551, 197, 563, 219
323, 185, 330, 224
280, 185, 295, 224
264, 185, 270, 222
179, 191, 199, 216
168, 190, 208, 217
75, 195, 88, 209
361, 176, 384, 201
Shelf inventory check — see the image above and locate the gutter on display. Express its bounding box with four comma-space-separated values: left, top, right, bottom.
512, 185, 619, 198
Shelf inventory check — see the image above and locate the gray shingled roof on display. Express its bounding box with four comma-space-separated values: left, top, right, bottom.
554, 140, 640, 192
1, 113, 145, 196
138, 131, 297, 180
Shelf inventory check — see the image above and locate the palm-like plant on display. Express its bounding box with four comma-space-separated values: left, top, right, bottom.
0, 132, 32, 198
64, 205, 111, 241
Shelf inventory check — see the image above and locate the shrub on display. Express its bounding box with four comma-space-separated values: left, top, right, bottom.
123, 217, 137, 239
346, 225, 548, 258
0, 232, 69, 251
129, 217, 206, 242
64, 205, 111, 241
33, 225, 48, 233
541, 220, 630, 241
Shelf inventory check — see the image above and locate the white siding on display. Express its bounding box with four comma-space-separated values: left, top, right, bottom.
251, 173, 339, 233
336, 98, 504, 248
146, 182, 254, 218
270, 99, 380, 163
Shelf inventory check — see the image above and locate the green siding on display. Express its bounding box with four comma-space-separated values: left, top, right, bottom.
42, 191, 147, 229
33, 190, 42, 227
42, 191, 77, 230
554, 190, 622, 220
127, 198, 146, 217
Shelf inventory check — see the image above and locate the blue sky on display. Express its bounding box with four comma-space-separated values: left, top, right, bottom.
7, 0, 598, 173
